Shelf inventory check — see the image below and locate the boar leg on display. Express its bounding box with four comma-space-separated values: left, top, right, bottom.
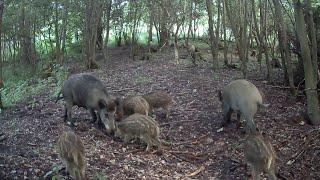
153, 137, 162, 150
236, 113, 241, 129
143, 134, 153, 151
251, 168, 261, 180
267, 168, 277, 180
65, 103, 74, 126
107, 111, 116, 132
222, 104, 233, 127
98, 109, 111, 134
243, 114, 258, 133
89, 109, 97, 123
165, 107, 170, 119
63, 107, 68, 122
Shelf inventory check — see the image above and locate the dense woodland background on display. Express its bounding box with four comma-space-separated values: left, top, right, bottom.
0, 0, 320, 179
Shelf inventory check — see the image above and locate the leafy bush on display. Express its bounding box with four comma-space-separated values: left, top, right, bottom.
1, 63, 68, 107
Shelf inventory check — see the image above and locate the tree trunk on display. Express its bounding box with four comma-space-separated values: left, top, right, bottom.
272, 0, 296, 95
96, 18, 103, 51
147, 2, 153, 53
304, 0, 318, 82
54, 1, 61, 63
293, 0, 320, 125
20, 4, 35, 66
222, 0, 228, 66
60, 5, 68, 63
0, 0, 4, 109
185, 1, 193, 47
225, 0, 249, 78
103, 0, 112, 60
205, 0, 218, 69
84, 0, 103, 69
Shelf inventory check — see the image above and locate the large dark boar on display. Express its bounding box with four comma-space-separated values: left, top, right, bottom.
58, 73, 117, 134
218, 79, 268, 133
244, 132, 277, 180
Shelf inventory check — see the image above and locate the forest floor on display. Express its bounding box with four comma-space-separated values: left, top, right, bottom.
1, 46, 320, 179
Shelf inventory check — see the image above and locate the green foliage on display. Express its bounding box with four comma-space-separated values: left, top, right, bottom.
1, 64, 68, 107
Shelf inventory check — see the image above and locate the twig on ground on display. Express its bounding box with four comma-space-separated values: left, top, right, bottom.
185, 166, 205, 177
161, 119, 202, 127
113, 87, 135, 92
27, 142, 37, 146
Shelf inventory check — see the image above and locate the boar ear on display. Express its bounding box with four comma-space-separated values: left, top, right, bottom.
98, 99, 108, 109
217, 90, 222, 101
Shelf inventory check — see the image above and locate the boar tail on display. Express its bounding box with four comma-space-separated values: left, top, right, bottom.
55, 91, 62, 103
258, 102, 269, 113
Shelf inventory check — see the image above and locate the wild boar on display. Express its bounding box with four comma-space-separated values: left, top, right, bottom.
115, 113, 161, 151
218, 79, 268, 133
123, 95, 150, 116
244, 132, 277, 180
142, 90, 173, 119
57, 131, 86, 180
57, 73, 117, 134
189, 45, 197, 66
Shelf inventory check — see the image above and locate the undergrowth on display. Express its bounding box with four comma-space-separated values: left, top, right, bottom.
1, 63, 68, 108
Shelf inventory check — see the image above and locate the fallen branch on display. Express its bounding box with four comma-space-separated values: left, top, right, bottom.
160, 119, 202, 127
113, 87, 135, 93
173, 134, 209, 146
264, 84, 292, 89
185, 166, 205, 177
27, 143, 37, 146
124, 148, 144, 155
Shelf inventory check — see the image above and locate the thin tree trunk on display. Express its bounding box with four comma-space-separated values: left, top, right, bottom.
0, 0, 4, 108
293, 0, 320, 125
103, 0, 112, 60
222, 0, 228, 66
147, 1, 153, 53
205, 0, 218, 69
225, 0, 249, 78
60, 5, 68, 63
54, 1, 61, 63
304, 0, 318, 82
186, 1, 193, 47
272, 0, 296, 95
84, 0, 103, 69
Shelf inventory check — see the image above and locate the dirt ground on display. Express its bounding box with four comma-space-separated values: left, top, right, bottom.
1, 47, 319, 179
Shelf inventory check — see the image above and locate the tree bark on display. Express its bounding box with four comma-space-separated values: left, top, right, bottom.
0, 0, 4, 109
272, 0, 296, 95
304, 0, 318, 82
60, 4, 68, 63
222, 0, 228, 66
20, 4, 35, 66
103, 0, 112, 60
205, 0, 218, 69
293, 0, 320, 125
84, 0, 103, 69
225, 0, 249, 78
147, 1, 153, 53
54, 1, 61, 63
